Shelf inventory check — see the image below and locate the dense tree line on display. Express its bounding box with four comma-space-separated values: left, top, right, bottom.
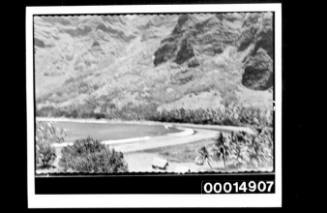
36, 103, 273, 128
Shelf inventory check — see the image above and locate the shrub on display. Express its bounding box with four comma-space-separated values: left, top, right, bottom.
36, 143, 57, 168
36, 121, 66, 143
59, 137, 128, 173
35, 121, 66, 168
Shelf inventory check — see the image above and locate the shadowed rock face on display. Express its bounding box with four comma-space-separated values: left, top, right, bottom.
239, 14, 273, 90
35, 38, 46, 47
153, 42, 178, 66
242, 48, 273, 90
174, 38, 195, 65
238, 13, 273, 58
153, 13, 273, 93
254, 29, 273, 58
187, 57, 200, 68
153, 14, 239, 66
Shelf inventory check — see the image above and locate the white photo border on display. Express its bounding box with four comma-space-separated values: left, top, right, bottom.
26, 3, 282, 208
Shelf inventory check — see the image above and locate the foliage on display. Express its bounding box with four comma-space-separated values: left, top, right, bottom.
36, 143, 57, 169
36, 102, 159, 121
196, 146, 213, 168
36, 102, 272, 128
35, 121, 66, 168
59, 137, 128, 173
36, 121, 66, 144
152, 105, 273, 128
197, 128, 273, 170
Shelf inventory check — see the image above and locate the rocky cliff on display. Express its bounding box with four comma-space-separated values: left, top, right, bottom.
34, 13, 273, 118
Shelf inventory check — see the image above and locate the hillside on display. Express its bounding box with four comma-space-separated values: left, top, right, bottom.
34, 13, 274, 123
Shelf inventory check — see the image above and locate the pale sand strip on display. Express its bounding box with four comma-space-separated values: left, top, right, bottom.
36, 117, 256, 134
51, 128, 216, 153
51, 126, 195, 149
112, 129, 218, 153
38, 117, 255, 153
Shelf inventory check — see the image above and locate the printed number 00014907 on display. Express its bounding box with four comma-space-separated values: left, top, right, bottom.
202, 181, 275, 194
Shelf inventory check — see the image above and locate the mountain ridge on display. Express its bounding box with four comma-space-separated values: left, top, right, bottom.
34, 13, 274, 122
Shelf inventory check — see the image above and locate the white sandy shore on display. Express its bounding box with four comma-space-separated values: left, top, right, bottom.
37, 116, 256, 152
36, 117, 256, 134
44, 118, 196, 150
36, 117, 266, 173
36, 117, 255, 153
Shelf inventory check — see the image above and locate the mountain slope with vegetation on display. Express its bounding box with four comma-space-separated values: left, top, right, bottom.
35, 13, 274, 126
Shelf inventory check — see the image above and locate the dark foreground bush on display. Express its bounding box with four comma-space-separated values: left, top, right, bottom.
36, 121, 65, 168
36, 143, 57, 168
59, 137, 128, 173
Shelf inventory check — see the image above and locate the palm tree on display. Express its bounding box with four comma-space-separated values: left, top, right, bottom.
197, 146, 213, 168
214, 133, 229, 168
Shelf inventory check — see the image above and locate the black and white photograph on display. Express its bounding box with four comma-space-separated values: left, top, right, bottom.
26, 3, 282, 208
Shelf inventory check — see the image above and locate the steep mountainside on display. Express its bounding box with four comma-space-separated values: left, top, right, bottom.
34, 13, 273, 119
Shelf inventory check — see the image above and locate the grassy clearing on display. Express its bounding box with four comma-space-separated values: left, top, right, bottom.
145, 138, 215, 163
145, 127, 273, 171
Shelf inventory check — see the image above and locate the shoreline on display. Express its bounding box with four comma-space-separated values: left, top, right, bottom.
36, 116, 256, 135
